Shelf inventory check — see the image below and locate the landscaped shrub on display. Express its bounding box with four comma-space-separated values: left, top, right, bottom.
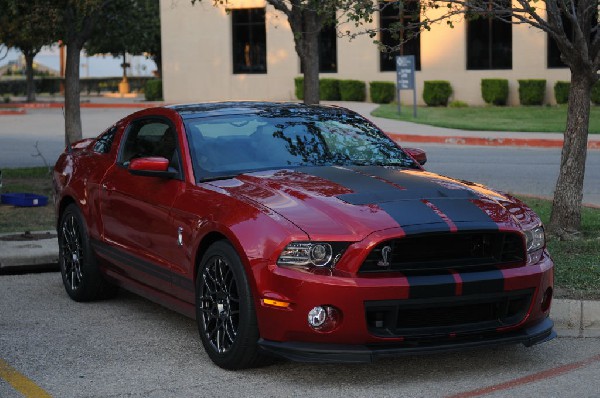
370, 81, 395, 104
592, 81, 600, 105
320, 78, 340, 100
481, 78, 508, 105
144, 79, 163, 101
294, 76, 304, 100
37, 77, 61, 95
422, 80, 452, 106
554, 81, 570, 104
339, 79, 366, 101
518, 79, 546, 105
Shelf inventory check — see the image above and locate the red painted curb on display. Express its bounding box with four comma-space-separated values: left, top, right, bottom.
0, 109, 26, 115
388, 132, 600, 150
1, 102, 162, 109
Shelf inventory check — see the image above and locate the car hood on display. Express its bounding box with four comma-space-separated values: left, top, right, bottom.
207, 166, 527, 240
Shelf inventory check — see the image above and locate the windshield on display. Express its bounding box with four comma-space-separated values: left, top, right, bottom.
184, 108, 418, 181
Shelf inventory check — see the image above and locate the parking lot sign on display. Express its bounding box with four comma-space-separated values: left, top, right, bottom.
396, 55, 417, 117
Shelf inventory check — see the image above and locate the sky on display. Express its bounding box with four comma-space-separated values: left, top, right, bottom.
0, 45, 157, 77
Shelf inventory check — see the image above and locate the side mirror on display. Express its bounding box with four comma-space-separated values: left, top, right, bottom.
404, 147, 427, 166
128, 157, 177, 178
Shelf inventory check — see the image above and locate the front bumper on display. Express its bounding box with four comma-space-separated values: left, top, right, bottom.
258, 318, 556, 363
254, 253, 554, 344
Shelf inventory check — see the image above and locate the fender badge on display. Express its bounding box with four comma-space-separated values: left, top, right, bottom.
177, 227, 184, 247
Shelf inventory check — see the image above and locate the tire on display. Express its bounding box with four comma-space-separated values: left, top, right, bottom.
58, 204, 117, 302
196, 240, 268, 369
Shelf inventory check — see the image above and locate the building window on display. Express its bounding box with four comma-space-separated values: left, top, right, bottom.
319, 24, 337, 73
299, 24, 337, 73
466, 1, 512, 70
231, 8, 267, 74
547, 26, 568, 68
548, 26, 568, 68
379, 1, 421, 72
548, 12, 597, 68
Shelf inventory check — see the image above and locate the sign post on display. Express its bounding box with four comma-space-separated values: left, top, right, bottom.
395, 55, 417, 118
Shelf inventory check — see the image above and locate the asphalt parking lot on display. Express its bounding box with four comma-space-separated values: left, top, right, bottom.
1, 272, 599, 398
1, 102, 599, 397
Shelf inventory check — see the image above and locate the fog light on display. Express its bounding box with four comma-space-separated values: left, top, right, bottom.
307, 305, 341, 332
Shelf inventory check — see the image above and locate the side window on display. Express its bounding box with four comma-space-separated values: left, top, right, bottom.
120, 120, 179, 170
93, 126, 117, 154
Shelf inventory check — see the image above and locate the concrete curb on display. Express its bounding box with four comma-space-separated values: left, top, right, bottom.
0, 231, 58, 270
551, 299, 600, 338
0, 231, 598, 338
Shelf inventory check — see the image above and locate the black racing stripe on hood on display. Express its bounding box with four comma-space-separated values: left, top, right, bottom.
379, 201, 450, 232
347, 166, 476, 200
428, 198, 496, 224
296, 166, 497, 231
296, 166, 399, 194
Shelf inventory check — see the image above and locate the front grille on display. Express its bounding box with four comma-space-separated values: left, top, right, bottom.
365, 290, 533, 338
360, 231, 525, 273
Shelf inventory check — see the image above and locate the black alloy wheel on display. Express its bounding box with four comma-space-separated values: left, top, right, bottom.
60, 210, 85, 293
196, 241, 267, 369
58, 204, 117, 301
199, 254, 240, 354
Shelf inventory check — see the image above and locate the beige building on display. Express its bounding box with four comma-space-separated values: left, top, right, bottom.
160, 0, 570, 105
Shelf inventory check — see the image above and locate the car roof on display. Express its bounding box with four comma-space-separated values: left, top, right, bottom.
165, 101, 348, 120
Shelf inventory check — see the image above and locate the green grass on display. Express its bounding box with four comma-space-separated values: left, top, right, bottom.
0, 167, 55, 233
519, 196, 600, 300
372, 104, 600, 134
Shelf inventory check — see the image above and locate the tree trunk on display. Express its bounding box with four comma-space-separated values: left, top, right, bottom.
548, 70, 593, 236
24, 51, 36, 103
122, 52, 127, 79
301, 9, 320, 105
64, 44, 83, 146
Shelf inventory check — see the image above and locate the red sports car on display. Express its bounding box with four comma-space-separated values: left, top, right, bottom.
53, 102, 555, 369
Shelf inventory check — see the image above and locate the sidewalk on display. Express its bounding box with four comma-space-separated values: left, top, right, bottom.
0, 230, 598, 338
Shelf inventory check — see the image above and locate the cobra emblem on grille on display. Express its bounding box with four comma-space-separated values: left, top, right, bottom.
377, 245, 392, 267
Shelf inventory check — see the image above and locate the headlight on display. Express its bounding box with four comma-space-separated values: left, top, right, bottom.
524, 225, 545, 252
524, 225, 545, 264
277, 241, 348, 268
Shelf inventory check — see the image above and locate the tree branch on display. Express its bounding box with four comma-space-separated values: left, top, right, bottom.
267, 0, 292, 18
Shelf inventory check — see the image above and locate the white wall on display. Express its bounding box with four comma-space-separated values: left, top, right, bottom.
160, 0, 571, 105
